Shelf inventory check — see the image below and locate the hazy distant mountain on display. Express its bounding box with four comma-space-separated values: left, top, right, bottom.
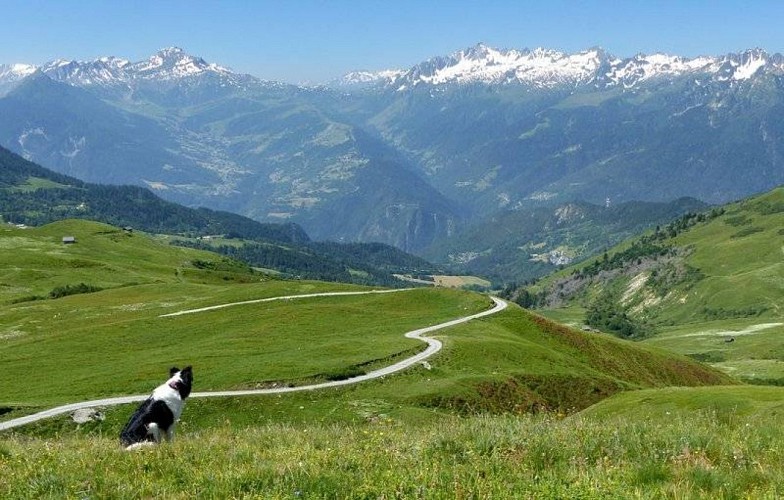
362, 44, 784, 212
0, 72, 211, 185
326, 69, 405, 90
0, 144, 307, 242
1, 44, 783, 277
37, 47, 262, 101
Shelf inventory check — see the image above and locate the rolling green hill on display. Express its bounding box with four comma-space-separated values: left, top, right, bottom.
515, 186, 784, 382
0, 219, 260, 304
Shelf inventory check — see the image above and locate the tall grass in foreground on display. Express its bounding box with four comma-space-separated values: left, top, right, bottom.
2, 410, 783, 498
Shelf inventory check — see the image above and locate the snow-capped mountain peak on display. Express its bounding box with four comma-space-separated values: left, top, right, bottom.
0, 63, 39, 95
395, 43, 607, 89
129, 46, 232, 80
602, 52, 720, 87
0, 63, 37, 79
3, 44, 784, 95
39, 56, 133, 87
728, 48, 770, 80
158, 46, 185, 58
463, 41, 493, 59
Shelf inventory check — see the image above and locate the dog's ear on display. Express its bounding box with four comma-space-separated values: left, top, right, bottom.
169, 366, 180, 377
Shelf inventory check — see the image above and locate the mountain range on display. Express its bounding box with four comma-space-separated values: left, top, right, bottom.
1, 44, 783, 280
339, 44, 781, 89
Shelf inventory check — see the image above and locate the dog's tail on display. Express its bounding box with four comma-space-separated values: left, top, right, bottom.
120, 399, 154, 447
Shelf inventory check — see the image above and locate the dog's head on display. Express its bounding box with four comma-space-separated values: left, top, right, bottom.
167, 366, 193, 399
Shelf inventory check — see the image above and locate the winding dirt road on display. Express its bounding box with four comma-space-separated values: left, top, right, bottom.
0, 291, 507, 432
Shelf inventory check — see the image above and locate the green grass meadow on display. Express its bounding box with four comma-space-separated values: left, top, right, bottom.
3, 218, 784, 497
4, 406, 784, 498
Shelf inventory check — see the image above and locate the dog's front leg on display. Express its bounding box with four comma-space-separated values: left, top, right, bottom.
165, 423, 176, 442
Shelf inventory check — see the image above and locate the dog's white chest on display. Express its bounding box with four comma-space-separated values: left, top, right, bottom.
152, 385, 184, 419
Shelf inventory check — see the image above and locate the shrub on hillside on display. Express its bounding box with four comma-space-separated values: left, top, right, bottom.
585, 290, 652, 339
48, 283, 103, 299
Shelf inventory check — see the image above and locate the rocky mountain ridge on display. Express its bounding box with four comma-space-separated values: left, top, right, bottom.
335, 44, 783, 90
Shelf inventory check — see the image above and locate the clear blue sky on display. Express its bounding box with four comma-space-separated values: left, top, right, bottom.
1, 0, 782, 84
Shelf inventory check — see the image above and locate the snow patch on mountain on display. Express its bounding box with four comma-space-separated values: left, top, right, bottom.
604, 54, 719, 87
61, 136, 86, 159
17, 128, 49, 160
731, 50, 768, 80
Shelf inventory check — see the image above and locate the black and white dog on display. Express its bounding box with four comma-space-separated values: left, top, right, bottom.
120, 366, 193, 449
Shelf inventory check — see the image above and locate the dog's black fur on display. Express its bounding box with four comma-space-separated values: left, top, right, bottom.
120, 366, 193, 449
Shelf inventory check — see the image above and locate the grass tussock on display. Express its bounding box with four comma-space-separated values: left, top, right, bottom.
2, 411, 784, 498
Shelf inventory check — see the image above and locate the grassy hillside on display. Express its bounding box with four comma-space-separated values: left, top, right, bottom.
384, 308, 732, 415
0, 216, 762, 497
2, 300, 736, 495
0, 219, 260, 303
0, 220, 488, 408
519, 186, 784, 382
581, 385, 784, 421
